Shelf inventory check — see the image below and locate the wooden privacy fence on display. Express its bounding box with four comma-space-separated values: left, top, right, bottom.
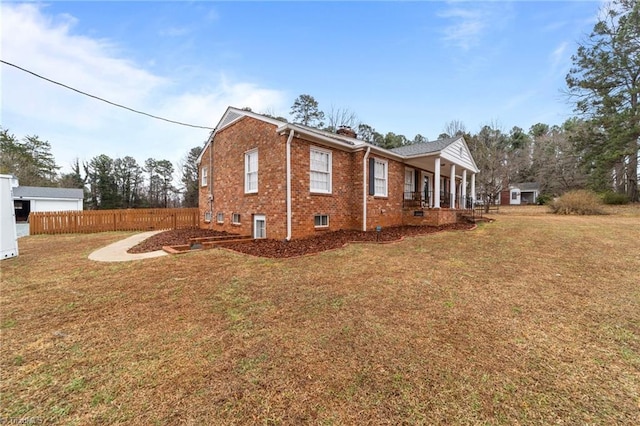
29, 208, 199, 235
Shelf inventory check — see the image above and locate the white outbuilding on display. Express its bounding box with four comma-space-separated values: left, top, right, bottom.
12, 185, 84, 222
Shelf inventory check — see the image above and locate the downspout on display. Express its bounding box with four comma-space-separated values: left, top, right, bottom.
362, 146, 371, 231
208, 131, 214, 229
285, 129, 295, 241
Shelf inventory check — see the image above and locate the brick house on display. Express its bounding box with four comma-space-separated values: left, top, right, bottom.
197, 107, 480, 240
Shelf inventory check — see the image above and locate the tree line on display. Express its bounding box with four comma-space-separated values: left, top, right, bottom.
0, 127, 203, 209
284, 93, 599, 204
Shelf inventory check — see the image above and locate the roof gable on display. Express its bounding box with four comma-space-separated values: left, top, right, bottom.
217, 107, 286, 131
440, 137, 479, 173
197, 107, 287, 164
390, 136, 479, 173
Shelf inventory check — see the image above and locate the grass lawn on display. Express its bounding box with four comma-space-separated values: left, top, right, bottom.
1, 205, 639, 425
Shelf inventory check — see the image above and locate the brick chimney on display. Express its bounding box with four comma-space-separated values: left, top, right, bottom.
336, 125, 357, 138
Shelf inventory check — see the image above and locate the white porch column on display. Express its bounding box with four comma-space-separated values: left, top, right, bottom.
450, 164, 456, 208
433, 157, 441, 208
471, 173, 476, 202
461, 169, 467, 208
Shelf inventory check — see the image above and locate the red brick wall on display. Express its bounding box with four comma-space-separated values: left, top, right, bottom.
365, 155, 405, 231
402, 208, 459, 226
199, 117, 287, 238
289, 139, 360, 237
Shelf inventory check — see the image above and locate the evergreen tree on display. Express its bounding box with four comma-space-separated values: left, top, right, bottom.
290, 94, 325, 128
566, 0, 640, 200
180, 146, 203, 207
0, 128, 59, 186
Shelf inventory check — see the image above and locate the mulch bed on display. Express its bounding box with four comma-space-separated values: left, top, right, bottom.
127, 229, 237, 253
128, 223, 475, 258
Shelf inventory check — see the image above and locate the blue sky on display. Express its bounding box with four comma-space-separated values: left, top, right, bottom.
1, 1, 602, 174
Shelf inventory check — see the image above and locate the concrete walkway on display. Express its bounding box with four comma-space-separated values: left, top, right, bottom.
88, 230, 168, 262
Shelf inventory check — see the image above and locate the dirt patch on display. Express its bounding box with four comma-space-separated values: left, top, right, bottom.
128, 224, 475, 258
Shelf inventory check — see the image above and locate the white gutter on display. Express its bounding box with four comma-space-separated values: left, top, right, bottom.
362, 146, 371, 231
285, 129, 295, 241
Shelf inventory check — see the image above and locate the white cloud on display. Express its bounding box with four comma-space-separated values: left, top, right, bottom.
438, 1, 515, 51
438, 6, 488, 50
550, 41, 569, 73
0, 3, 286, 174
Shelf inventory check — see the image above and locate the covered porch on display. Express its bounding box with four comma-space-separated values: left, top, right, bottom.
401, 158, 477, 211
392, 135, 480, 213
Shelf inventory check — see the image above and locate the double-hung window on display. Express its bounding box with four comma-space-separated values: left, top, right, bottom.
404, 168, 414, 200
201, 167, 208, 187
245, 149, 258, 193
374, 159, 388, 197
310, 147, 332, 193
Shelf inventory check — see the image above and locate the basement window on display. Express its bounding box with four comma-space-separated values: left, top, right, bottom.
232, 213, 241, 225
216, 212, 224, 223
314, 214, 329, 228
204, 211, 212, 223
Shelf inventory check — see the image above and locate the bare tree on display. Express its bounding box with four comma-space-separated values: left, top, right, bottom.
325, 105, 360, 133
467, 122, 509, 210
442, 120, 467, 138
530, 119, 589, 195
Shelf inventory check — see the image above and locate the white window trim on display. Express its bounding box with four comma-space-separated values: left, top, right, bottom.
244, 149, 258, 194
253, 214, 266, 239
314, 214, 329, 228
374, 158, 388, 197
232, 213, 241, 224
216, 212, 224, 223
204, 211, 212, 223
310, 146, 332, 194
404, 167, 414, 200
201, 166, 208, 187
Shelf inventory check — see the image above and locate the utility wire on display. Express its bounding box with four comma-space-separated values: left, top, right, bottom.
1, 59, 215, 130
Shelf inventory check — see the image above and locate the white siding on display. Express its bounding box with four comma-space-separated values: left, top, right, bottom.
31, 199, 83, 212
441, 138, 478, 172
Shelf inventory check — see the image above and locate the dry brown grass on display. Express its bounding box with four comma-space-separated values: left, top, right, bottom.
2, 206, 639, 425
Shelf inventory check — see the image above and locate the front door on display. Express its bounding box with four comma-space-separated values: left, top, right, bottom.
253, 214, 266, 239
421, 172, 431, 207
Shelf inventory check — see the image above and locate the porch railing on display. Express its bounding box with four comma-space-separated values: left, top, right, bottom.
403, 192, 474, 210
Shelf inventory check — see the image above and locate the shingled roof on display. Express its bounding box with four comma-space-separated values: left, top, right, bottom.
389, 137, 459, 156
13, 186, 84, 199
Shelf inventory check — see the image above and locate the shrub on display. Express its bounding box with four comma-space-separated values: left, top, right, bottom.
550, 190, 605, 215
536, 193, 553, 205
601, 191, 630, 205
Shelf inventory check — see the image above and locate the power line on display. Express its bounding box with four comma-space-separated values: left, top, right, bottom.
1, 59, 215, 130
